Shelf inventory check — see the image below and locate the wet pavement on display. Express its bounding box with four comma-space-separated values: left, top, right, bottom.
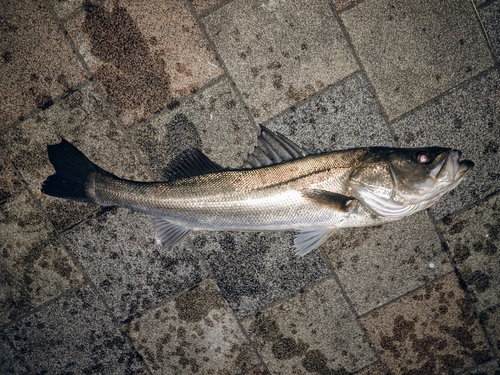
1, 0, 499, 374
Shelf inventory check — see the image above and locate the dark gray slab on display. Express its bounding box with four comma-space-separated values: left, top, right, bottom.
193, 231, 331, 318
63, 207, 207, 321
341, 0, 493, 119
479, 0, 500, 61
0, 334, 28, 375
0, 190, 85, 325
204, 0, 358, 122
392, 67, 500, 219
5, 285, 145, 374
266, 72, 395, 151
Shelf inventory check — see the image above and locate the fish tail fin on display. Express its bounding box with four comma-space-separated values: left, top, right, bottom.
41, 139, 111, 203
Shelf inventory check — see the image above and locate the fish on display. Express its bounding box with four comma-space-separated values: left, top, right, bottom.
41, 125, 473, 256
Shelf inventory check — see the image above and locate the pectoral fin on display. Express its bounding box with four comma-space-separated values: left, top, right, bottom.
294, 227, 337, 257
302, 189, 356, 212
152, 217, 190, 249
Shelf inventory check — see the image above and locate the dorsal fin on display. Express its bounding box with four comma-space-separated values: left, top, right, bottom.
161, 148, 224, 181
241, 125, 313, 168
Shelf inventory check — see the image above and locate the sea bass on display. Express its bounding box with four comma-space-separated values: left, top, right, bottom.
42, 126, 473, 256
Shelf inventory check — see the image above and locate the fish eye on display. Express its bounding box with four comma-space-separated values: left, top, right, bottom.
416, 152, 431, 164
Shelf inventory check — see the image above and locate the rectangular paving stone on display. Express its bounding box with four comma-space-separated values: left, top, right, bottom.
479, 0, 500, 61
0, 334, 29, 374
438, 194, 500, 312
50, 0, 84, 19
63, 207, 207, 322
204, 0, 358, 122
124, 279, 259, 374
0, 190, 85, 325
0, 152, 24, 202
341, 0, 494, 119
462, 360, 500, 375
0, 82, 149, 232
324, 211, 452, 315
392, 67, 500, 219
361, 274, 492, 375
5, 285, 145, 374
131, 77, 258, 171
266, 72, 394, 152
242, 278, 377, 375
479, 304, 500, 358
0, 0, 88, 130
66, 0, 222, 127
193, 231, 331, 318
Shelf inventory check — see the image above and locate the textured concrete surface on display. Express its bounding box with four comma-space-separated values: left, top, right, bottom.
1, 0, 499, 374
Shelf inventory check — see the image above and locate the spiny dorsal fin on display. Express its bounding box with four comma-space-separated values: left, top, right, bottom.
161, 148, 224, 181
241, 125, 313, 168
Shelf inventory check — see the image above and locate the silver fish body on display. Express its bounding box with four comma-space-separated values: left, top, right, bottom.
42, 126, 473, 256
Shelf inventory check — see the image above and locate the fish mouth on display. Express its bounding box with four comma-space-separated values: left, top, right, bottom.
438, 150, 474, 183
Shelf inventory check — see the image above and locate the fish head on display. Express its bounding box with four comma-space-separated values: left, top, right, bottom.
348, 147, 474, 220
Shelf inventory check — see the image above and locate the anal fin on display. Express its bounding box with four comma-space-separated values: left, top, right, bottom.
152, 217, 190, 249
294, 227, 337, 257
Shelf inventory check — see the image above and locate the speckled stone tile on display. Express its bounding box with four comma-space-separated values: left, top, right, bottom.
332, 0, 358, 12
244, 365, 272, 375
204, 0, 358, 122
63, 207, 207, 321
354, 361, 388, 375
324, 211, 452, 315
66, 0, 222, 127
0, 334, 28, 375
0, 190, 85, 325
125, 280, 259, 374
242, 278, 376, 375
266, 72, 394, 151
479, 305, 500, 358
438, 194, 500, 312
50, 0, 84, 19
461, 359, 500, 374
0, 152, 24, 202
131, 77, 258, 172
341, 0, 494, 120
361, 274, 492, 375
0, 0, 88, 130
193, 231, 331, 318
5, 285, 145, 374
479, 0, 500, 61
188, 0, 226, 15
392, 67, 500, 219
0, 82, 148, 232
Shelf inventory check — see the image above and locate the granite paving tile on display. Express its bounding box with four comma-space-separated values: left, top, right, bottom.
479, 305, 500, 357
266, 72, 394, 152
332, 0, 359, 12
392, 67, 500, 219
479, 0, 500, 61
461, 359, 500, 374
131, 77, 258, 172
66, 0, 222, 127
0, 334, 28, 375
0, 152, 24, 202
0, 0, 88, 131
0, 190, 85, 325
63, 207, 207, 322
341, 0, 494, 119
193, 231, 331, 318
204, 0, 358, 122
124, 279, 259, 374
242, 278, 377, 375
354, 361, 388, 375
50, 0, 84, 19
438, 194, 500, 312
5, 284, 145, 374
244, 365, 272, 375
361, 274, 492, 375
324, 211, 452, 315
0, 82, 148, 232
188, 0, 226, 15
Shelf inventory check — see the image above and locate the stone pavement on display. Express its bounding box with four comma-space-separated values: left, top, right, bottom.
1, 0, 499, 374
